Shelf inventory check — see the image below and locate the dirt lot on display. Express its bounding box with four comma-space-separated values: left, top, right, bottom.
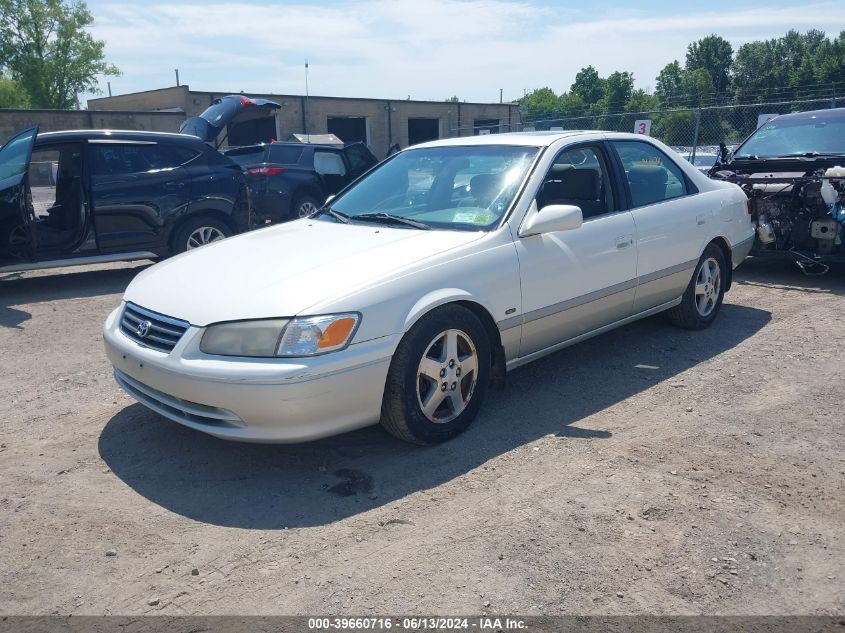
0, 258, 843, 616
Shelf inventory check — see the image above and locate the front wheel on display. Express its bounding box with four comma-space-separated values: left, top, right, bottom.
292, 194, 321, 219
666, 243, 726, 330
380, 305, 491, 445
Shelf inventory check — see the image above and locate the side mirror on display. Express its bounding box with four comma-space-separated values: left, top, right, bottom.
520, 200, 583, 237
325, 194, 336, 205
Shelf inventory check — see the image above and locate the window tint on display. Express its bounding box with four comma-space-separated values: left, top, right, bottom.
537, 145, 614, 218
612, 140, 688, 207
268, 145, 304, 164
90, 143, 199, 176
313, 151, 347, 176
0, 127, 36, 180
343, 144, 375, 173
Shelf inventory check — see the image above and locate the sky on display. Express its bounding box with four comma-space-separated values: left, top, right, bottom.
83, 0, 845, 105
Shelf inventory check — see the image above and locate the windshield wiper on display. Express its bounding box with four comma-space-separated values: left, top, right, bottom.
731, 154, 759, 160
353, 212, 431, 230
773, 152, 844, 158
314, 207, 350, 223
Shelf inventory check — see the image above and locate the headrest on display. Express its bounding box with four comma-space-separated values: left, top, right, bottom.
628, 165, 667, 186
470, 173, 501, 195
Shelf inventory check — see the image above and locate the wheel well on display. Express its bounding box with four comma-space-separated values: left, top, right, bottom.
169, 211, 236, 252
453, 300, 507, 390
293, 187, 323, 205
709, 237, 733, 291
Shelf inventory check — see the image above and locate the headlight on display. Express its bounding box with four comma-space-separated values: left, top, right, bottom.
200, 313, 360, 357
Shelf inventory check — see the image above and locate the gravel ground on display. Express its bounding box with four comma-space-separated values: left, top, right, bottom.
0, 257, 842, 616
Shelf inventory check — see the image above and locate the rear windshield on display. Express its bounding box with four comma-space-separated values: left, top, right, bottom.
225, 145, 267, 166
269, 145, 304, 164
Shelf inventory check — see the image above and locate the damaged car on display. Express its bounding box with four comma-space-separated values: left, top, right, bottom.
709, 108, 845, 273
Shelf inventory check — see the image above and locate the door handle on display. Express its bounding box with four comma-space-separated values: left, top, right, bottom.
616, 235, 634, 249
696, 213, 707, 225
164, 181, 185, 190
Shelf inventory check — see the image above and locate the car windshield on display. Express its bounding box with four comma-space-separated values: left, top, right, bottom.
692, 154, 717, 167
327, 145, 539, 230
736, 112, 845, 158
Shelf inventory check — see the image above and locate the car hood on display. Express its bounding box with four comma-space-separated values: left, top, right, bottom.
179, 95, 281, 144
124, 220, 484, 326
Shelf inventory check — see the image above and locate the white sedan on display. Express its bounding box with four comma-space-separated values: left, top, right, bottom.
103, 131, 754, 444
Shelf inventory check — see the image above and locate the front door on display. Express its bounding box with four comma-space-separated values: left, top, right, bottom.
0, 127, 38, 268
512, 143, 638, 358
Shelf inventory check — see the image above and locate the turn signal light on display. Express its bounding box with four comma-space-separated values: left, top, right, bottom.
318, 317, 357, 349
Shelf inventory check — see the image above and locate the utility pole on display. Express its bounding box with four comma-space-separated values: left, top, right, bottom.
499, 88, 503, 104
107, 81, 112, 97
175, 69, 180, 86
304, 60, 309, 136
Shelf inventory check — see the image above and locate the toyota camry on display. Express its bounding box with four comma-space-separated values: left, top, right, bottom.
103, 131, 754, 444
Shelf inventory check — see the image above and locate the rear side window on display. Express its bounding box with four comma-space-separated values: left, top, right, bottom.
90, 143, 199, 176
612, 140, 688, 207
268, 145, 304, 164
313, 151, 347, 176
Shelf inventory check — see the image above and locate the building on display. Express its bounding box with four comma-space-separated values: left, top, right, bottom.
88, 85, 521, 157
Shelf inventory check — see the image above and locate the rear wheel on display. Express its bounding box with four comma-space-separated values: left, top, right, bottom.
172, 217, 232, 254
666, 243, 726, 330
293, 194, 320, 219
380, 304, 490, 445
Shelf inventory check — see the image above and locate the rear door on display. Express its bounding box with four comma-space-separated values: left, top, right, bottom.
610, 139, 711, 312
313, 148, 349, 197
0, 127, 38, 267
89, 140, 199, 253
342, 142, 377, 180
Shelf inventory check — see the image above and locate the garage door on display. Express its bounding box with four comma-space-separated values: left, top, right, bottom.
408, 118, 440, 146
327, 117, 368, 145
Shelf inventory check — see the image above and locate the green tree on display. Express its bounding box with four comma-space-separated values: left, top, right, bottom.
518, 87, 562, 121
600, 71, 634, 112
685, 34, 733, 94
570, 66, 605, 105
625, 89, 659, 113
655, 61, 685, 105
0, 74, 29, 107
0, 0, 119, 109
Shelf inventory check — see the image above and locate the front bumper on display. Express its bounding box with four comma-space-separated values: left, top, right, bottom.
103, 306, 395, 443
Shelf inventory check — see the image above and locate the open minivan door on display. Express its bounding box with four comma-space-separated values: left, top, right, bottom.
179, 95, 281, 148
0, 126, 38, 269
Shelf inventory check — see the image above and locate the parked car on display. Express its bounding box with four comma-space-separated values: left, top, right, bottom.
676, 149, 719, 174
223, 141, 378, 222
104, 131, 753, 445
709, 108, 845, 271
0, 127, 251, 273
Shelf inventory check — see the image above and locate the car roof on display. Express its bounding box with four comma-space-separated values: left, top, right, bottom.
409, 130, 661, 149
36, 129, 207, 146
770, 107, 845, 122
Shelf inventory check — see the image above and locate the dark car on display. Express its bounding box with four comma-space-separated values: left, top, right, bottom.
224, 141, 378, 222
0, 127, 251, 273
709, 108, 845, 272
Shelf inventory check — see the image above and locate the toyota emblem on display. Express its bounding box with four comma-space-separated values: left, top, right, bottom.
136, 320, 152, 338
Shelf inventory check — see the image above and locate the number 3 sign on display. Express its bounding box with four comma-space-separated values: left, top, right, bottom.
634, 119, 652, 136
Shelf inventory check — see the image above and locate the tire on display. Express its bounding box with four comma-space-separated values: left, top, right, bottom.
666, 243, 727, 330
292, 194, 321, 219
172, 216, 232, 254
380, 304, 491, 445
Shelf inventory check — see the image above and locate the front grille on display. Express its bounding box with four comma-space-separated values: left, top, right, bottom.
120, 302, 189, 353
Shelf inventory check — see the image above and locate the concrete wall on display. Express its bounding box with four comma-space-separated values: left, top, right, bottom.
88, 86, 522, 157
0, 108, 186, 142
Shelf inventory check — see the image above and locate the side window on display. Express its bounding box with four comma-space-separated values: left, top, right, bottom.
90, 143, 198, 176
537, 145, 614, 219
313, 151, 347, 176
343, 144, 375, 173
612, 140, 688, 207
268, 145, 304, 164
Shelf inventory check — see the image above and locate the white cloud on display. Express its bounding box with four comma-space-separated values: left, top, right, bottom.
85, 0, 845, 103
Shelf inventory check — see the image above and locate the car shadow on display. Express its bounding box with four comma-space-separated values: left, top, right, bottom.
98, 302, 771, 529
733, 257, 845, 296
0, 263, 149, 329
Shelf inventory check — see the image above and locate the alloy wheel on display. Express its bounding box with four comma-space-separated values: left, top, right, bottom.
187, 226, 226, 250
298, 201, 319, 218
694, 257, 721, 317
416, 329, 478, 424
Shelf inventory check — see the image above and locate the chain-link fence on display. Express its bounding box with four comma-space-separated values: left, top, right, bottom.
518, 97, 841, 165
